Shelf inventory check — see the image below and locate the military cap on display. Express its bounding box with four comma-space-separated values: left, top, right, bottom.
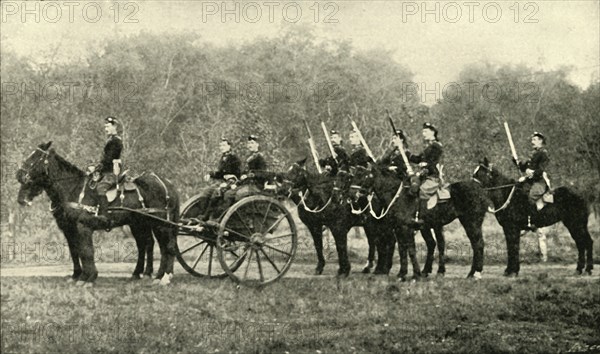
423, 122, 437, 133
220, 137, 230, 144
531, 131, 546, 142
394, 129, 405, 139
105, 116, 118, 125
330, 129, 340, 135
247, 134, 259, 141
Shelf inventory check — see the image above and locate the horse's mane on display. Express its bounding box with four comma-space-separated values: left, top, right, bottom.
52, 151, 86, 177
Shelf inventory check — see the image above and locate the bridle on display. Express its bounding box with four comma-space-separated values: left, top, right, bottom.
18, 148, 50, 184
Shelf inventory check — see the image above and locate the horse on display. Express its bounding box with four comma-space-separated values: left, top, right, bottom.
283, 158, 389, 276
473, 157, 594, 276
351, 162, 489, 279
347, 165, 423, 281
16, 142, 180, 286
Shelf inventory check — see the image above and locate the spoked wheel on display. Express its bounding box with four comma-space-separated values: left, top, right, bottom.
176, 194, 244, 278
216, 195, 297, 287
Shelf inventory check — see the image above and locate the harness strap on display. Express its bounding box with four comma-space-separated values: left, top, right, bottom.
487, 186, 517, 214
299, 190, 333, 213
151, 172, 171, 221
368, 183, 404, 220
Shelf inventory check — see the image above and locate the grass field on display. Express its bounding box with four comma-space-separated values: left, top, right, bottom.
1, 211, 599, 353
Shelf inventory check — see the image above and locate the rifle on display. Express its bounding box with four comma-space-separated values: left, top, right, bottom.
347, 114, 376, 162
503, 120, 522, 174
303, 118, 323, 173
321, 121, 338, 162
386, 109, 414, 175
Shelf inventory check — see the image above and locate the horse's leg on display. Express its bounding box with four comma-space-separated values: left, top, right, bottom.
76, 223, 98, 285
432, 226, 446, 275
564, 222, 586, 275
63, 223, 82, 281
460, 216, 484, 279
331, 226, 351, 277
128, 222, 150, 280
153, 225, 177, 285
503, 226, 521, 276
420, 228, 436, 277
406, 228, 421, 280
305, 220, 325, 275
396, 230, 408, 281
363, 224, 376, 273
583, 229, 594, 275
145, 230, 155, 278
372, 224, 392, 275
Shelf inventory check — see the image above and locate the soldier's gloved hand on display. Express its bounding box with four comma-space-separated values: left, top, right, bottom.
240, 174, 247, 180
518, 176, 527, 183
247, 172, 255, 178
511, 157, 519, 167
418, 162, 428, 168
388, 166, 398, 171
525, 168, 534, 178
324, 165, 332, 172
203, 174, 211, 182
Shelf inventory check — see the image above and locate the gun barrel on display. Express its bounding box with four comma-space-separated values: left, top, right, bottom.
321, 121, 338, 161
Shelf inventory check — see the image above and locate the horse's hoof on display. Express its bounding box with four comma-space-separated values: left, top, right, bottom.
66, 277, 75, 284
472, 272, 482, 281
361, 267, 371, 274
144, 274, 153, 280
584, 270, 592, 276
130, 275, 141, 281
436, 273, 445, 278
314, 269, 323, 275
152, 279, 161, 285
75, 280, 86, 287
574, 270, 583, 276
83, 282, 94, 288
504, 272, 518, 278
398, 276, 407, 282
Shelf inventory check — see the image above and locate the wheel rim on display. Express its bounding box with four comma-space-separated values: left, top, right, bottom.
217, 195, 297, 286
176, 194, 243, 278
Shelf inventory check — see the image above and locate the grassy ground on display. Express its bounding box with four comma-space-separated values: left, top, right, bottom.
1, 266, 599, 354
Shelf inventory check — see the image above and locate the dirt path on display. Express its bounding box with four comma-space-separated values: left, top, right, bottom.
1, 262, 598, 282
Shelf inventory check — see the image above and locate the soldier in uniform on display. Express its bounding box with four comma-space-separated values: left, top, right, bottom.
514, 131, 550, 261
347, 129, 370, 171
514, 132, 550, 207
198, 138, 241, 220
320, 129, 349, 175
379, 129, 410, 180
96, 116, 123, 229
404, 122, 443, 226
223, 135, 267, 207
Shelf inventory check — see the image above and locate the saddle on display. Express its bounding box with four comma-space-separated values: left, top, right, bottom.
426, 184, 451, 210
105, 172, 140, 203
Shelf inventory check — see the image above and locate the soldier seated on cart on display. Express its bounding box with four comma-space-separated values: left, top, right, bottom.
223, 135, 268, 208
198, 138, 241, 221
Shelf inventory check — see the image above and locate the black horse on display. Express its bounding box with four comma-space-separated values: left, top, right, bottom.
352, 163, 489, 278
16, 142, 180, 286
348, 165, 423, 281
473, 158, 594, 275
283, 159, 390, 276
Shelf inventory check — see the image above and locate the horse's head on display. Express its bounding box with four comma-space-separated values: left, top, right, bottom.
16, 142, 53, 206
472, 157, 497, 187
348, 165, 374, 202
283, 157, 309, 191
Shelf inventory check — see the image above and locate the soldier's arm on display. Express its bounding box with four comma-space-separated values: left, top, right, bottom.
531, 151, 549, 179
100, 139, 122, 170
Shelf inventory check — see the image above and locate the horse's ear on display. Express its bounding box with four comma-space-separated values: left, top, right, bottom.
39, 141, 53, 151
297, 157, 307, 167
482, 157, 489, 166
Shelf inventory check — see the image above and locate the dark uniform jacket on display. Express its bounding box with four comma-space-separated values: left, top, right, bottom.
100, 135, 122, 173
319, 143, 349, 174
519, 147, 549, 182
380, 147, 409, 179
244, 152, 267, 185
210, 152, 241, 180
407, 140, 443, 178
348, 145, 370, 169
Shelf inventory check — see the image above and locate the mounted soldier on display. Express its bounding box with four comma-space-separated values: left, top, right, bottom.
198, 138, 241, 221
380, 129, 410, 180
96, 116, 123, 228
347, 129, 370, 170
514, 131, 550, 211
319, 129, 349, 175
404, 122, 444, 225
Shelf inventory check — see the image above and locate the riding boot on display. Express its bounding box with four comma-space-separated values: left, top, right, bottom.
410, 200, 428, 229
97, 196, 114, 231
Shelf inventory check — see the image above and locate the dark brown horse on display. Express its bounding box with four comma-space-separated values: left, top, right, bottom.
16, 142, 180, 286
474, 158, 593, 275
351, 163, 489, 279
283, 159, 391, 276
